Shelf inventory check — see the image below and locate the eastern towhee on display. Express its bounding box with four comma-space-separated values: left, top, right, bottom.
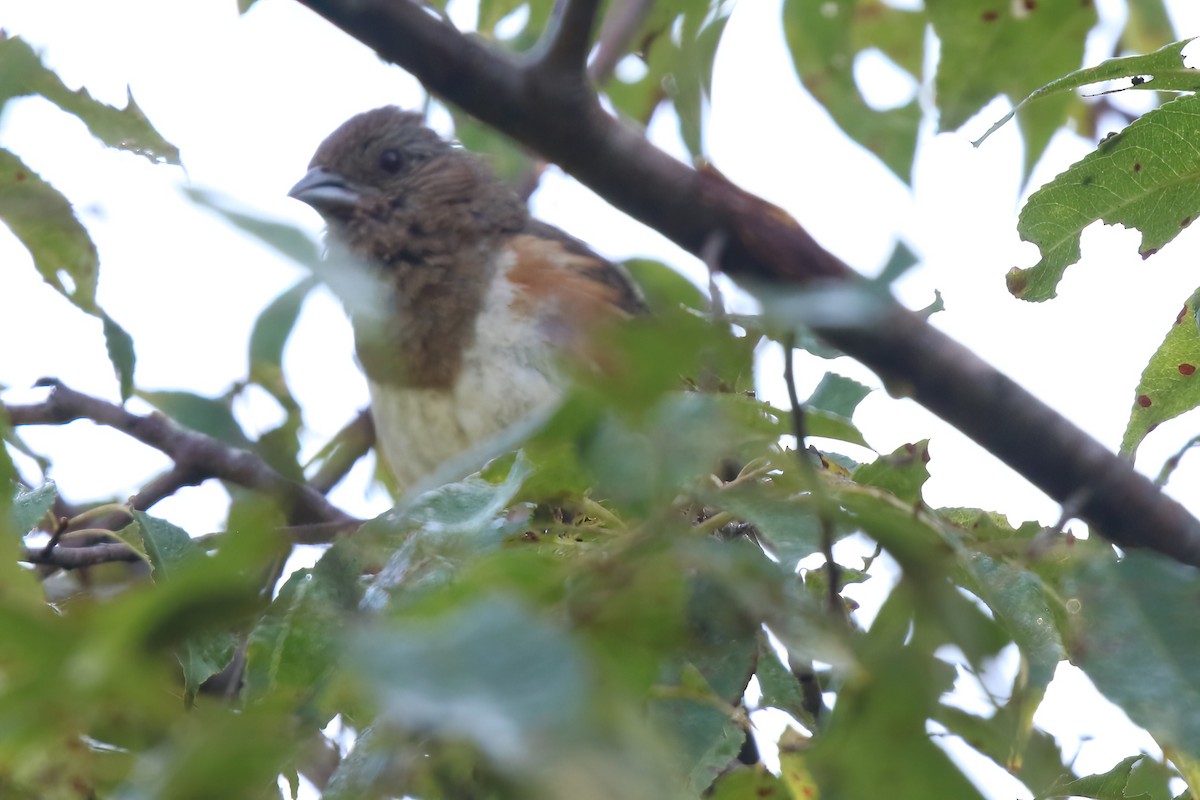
289, 106, 645, 490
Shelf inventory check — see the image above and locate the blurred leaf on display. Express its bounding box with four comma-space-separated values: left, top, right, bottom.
928, 0, 1095, 177
623, 258, 707, 314
806, 372, 871, 418
782, 0, 923, 181
808, 585, 987, 799
0, 35, 180, 164
706, 481, 825, 571
852, 440, 930, 505
101, 311, 137, 401
452, 109, 535, 186
962, 553, 1064, 692
248, 275, 318, 411
935, 702, 1068, 792
0, 148, 99, 312
1010, 95, 1200, 302
1120, 288, 1200, 457
875, 240, 919, 285
347, 596, 589, 765
185, 187, 322, 268
132, 512, 238, 701
754, 634, 813, 726
709, 766, 789, 800
1035, 754, 1150, 800
1067, 551, 1200, 761
245, 541, 362, 708
1124, 0, 1176, 54
11, 481, 56, 534
137, 390, 250, 449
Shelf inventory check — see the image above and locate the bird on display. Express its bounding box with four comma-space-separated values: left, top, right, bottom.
289, 106, 645, 491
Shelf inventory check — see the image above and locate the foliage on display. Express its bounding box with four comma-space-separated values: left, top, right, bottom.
2, 2, 1200, 800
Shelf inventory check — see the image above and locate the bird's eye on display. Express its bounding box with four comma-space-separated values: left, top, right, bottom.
378, 148, 405, 174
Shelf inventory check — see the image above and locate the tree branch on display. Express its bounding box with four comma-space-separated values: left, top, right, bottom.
6, 380, 354, 526
23, 542, 143, 569
287, 0, 1200, 567
534, 0, 602, 78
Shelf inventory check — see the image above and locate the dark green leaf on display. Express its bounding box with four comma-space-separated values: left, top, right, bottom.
101, 311, 137, 401
623, 258, 707, 314
1010, 96, 1200, 302
1068, 551, 1200, 761
1036, 754, 1150, 800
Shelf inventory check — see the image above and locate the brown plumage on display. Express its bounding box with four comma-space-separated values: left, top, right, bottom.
290, 106, 643, 490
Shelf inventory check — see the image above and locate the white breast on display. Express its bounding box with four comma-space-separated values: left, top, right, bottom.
367, 249, 560, 491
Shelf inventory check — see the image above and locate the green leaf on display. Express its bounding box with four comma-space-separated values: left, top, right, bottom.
709, 766, 790, 800
1068, 551, 1200, 761
132, 512, 238, 701
623, 258, 707, 314
928, 0, 1096, 177
852, 440, 930, 505
245, 542, 362, 706
781, 0, 923, 181
138, 390, 251, 449
962, 554, 1065, 692
347, 596, 589, 764
0, 148, 98, 312
1124, 0, 1177, 55
806, 372, 871, 419
1010, 95, 1200, 302
707, 481, 825, 570
11, 481, 56, 535
754, 635, 813, 726
452, 109, 536, 186
101, 311, 137, 401
248, 275, 317, 410
133, 511, 203, 579
1036, 754, 1150, 800
976, 39, 1199, 147
1120, 288, 1200, 457
0, 35, 180, 165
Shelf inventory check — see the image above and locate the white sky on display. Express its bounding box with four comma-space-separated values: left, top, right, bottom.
2, 0, 1198, 796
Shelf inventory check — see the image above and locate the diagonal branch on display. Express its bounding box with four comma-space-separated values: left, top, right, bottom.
6, 380, 355, 526
288, 0, 1200, 567
534, 0, 603, 78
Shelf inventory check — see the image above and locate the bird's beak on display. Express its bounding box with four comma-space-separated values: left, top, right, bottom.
288, 166, 361, 213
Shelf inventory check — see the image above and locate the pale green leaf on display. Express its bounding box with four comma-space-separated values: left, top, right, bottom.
1120, 287, 1200, 457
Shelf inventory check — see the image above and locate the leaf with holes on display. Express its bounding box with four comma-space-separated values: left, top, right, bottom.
928, 0, 1096, 177
1120, 287, 1200, 457
1011, 96, 1200, 302
782, 0, 923, 181
976, 38, 1200, 147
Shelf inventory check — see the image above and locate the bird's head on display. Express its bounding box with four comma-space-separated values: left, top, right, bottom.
289, 106, 525, 250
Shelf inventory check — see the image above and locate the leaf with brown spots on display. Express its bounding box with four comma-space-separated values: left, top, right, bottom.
1012, 94, 1200, 302
1120, 286, 1200, 457
929, 0, 1097, 178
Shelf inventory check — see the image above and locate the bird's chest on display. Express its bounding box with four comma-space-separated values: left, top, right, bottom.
366, 260, 560, 490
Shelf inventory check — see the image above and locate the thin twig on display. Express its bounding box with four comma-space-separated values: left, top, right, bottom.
781, 335, 841, 618
6, 380, 353, 526
308, 408, 375, 495
23, 542, 143, 569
